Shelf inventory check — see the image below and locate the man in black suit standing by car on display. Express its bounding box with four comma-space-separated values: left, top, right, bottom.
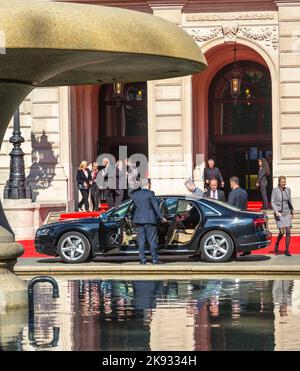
228, 176, 248, 211
203, 159, 224, 190
228, 176, 249, 257
203, 179, 226, 202
131, 178, 167, 265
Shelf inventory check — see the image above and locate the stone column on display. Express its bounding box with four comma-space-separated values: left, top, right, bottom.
148, 4, 194, 193
276, 1, 300, 208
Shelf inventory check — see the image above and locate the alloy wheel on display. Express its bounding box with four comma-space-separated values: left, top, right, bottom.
203, 234, 230, 261
60, 235, 86, 262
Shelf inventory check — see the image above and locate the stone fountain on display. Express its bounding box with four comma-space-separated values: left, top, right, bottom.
0, 0, 206, 346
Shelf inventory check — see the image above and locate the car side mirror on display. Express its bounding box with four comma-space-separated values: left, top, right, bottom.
101, 212, 108, 221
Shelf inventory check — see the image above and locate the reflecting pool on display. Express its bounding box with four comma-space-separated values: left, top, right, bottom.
1, 279, 300, 351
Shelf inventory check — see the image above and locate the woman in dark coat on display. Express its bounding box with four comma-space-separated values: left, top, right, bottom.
76, 161, 92, 211
256, 157, 270, 210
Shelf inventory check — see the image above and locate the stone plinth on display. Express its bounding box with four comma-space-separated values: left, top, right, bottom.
0, 242, 27, 312
0, 309, 27, 349
3, 200, 66, 240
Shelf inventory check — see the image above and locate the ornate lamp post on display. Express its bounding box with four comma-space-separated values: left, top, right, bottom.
113, 81, 124, 106
3, 107, 32, 199
229, 45, 243, 100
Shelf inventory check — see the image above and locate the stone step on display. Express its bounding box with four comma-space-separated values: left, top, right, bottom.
253, 211, 300, 235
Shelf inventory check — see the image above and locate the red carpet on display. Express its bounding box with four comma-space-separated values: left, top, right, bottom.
59, 203, 110, 221
247, 201, 263, 211
251, 236, 300, 255
18, 240, 49, 258
18, 236, 300, 258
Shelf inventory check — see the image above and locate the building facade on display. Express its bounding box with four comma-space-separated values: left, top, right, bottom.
1, 0, 300, 238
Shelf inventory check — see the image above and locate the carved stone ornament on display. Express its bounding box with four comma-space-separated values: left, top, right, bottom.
185, 13, 275, 22
238, 27, 279, 52
186, 28, 222, 43
184, 25, 278, 53
222, 22, 239, 44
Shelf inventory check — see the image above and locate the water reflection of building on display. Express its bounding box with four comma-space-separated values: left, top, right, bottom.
191, 280, 275, 351
273, 280, 300, 351
12, 279, 279, 351
48, 279, 276, 351
71, 280, 150, 351
150, 282, 195, 351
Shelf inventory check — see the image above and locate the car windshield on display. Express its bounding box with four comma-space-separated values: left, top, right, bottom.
104, 200, 133, 220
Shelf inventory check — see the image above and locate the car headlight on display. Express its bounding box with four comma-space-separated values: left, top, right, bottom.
36, 228, 50, 236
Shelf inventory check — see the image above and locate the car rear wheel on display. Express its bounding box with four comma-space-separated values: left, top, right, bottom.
57, 232, 91, 263
199, 230, 234, 263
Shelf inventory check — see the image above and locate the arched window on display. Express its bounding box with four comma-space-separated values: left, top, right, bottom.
209, 61, 272, 200
210, 61, 272, 137
99, 82, 148, 158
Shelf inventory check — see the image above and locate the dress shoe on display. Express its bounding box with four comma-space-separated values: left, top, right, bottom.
152, 260, 164, 265
284, 252, 292, 257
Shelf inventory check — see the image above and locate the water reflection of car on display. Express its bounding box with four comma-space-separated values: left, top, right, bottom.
35, 196, 272, 264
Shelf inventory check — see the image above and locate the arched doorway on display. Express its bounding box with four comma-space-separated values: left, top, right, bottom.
98, 82, 148, 160
192, 42, 276, 201
209, 61, 272, 199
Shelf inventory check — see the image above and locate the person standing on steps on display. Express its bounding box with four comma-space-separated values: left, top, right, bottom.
256, 157, 270, 210
203, 159, 224, 191
76, 161, 92, 212
203, 178, 226, 202
271, 176, 294, 256
90, 162, 100, 211
227, 176, 248, 211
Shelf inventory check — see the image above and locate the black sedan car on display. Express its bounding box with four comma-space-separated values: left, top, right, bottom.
35, 196, 272, 263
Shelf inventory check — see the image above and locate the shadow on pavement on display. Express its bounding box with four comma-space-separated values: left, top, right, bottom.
236, 255, 271, 262
36, 254, 272, 264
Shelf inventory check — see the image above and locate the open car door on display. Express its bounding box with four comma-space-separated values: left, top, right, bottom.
157, 197, 178, 247
165, 199, 201, 249
99, 200, 133, 253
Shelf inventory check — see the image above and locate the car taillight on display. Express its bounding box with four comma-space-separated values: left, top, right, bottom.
254, 218, 267, 226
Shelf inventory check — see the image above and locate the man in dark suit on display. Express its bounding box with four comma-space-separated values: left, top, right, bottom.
203, 159, 224, 190
203, 179, 226, 202
131, 178, 166, 264
228, 176, 248, 211
228, 176, 249, 257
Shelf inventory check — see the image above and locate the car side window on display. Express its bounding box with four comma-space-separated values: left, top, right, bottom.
177, 200, 195, 214
199, 203, 220, 216
160, 198, 178, 216
108, 200, 132, 220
